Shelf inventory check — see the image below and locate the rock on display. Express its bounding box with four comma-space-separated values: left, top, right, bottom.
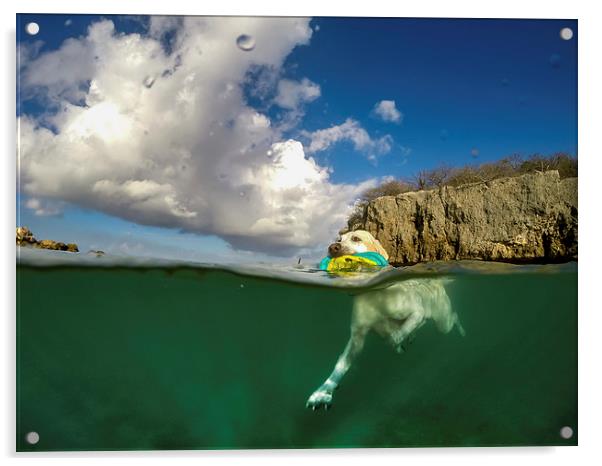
16, 227, 79, 253
37, 239, 63, 250
16, 226, 36, 245
347, 171, 577, 266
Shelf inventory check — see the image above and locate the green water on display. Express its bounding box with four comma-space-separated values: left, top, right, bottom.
16, 261, 577, 451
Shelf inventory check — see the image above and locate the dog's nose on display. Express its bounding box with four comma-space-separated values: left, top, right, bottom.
328, 242, 342, 257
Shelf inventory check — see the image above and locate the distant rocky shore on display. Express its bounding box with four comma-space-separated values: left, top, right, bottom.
16, 226, 79, 253
346, 170, 577, 266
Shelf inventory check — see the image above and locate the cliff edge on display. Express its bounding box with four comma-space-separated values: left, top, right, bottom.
347, 170, 577, 266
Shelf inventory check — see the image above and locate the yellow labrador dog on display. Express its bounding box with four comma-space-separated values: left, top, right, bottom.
307, 230, 465, 410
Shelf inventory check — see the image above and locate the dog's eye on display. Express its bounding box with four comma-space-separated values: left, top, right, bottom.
352, 236, 360, 242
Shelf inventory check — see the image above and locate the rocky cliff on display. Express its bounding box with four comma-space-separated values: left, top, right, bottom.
347, 171, 577, 266
17, 226, 79, 252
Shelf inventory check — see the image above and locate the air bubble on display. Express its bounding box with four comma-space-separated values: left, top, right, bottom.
236, 34, 256, 52
25, 22, 40, 36
143, 76, 155, 88
549, 54, 561, 68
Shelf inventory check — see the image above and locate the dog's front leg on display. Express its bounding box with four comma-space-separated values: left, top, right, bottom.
306, 327, 368, 411
390, 311, 425, 353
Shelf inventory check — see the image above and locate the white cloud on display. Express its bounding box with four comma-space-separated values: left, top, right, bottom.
373, 100, 403, 123
18, 17, 375, 256
302, 118, 393, 161
24, 197, 64, 216
274, 78, 320, 110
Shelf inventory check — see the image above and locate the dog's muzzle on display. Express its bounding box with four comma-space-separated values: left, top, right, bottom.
328, 242, 342, 257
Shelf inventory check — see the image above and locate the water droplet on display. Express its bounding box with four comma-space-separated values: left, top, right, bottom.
471, 148, 479, 158
25, 22, 40, 36
560, 426, 573, 439
240, 284, 245, 288
314, 25, 321, 32
143, 76, 155, 88
560, 27, 573, 41
549, 54, 561, 68
26, 431, 39, 444
236, 34, 255, 52
266, 149, 273, 157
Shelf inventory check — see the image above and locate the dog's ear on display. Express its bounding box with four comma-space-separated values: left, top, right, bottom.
370, 237, 389, 261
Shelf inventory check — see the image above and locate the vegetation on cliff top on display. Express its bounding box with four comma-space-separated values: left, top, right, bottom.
349, 153, 577, 226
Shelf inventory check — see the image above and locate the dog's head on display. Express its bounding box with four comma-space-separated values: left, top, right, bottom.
327, 230, 389, 260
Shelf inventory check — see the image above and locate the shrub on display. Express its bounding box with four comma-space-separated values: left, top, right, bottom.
360, 180, 414, 202
349, 152, 577, 225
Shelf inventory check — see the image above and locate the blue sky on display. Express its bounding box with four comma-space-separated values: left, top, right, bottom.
294, 18, 577, 183
17, 15, 577, 263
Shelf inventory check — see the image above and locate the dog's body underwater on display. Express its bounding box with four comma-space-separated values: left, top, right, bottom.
307, 231, 464, 410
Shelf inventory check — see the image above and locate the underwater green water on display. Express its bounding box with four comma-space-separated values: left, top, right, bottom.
16, 261, 577, 451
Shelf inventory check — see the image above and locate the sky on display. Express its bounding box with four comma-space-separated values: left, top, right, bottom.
16, 15, 577, 264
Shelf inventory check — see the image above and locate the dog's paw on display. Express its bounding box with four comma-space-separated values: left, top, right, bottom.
393, 332, 417, 353
306, 388, 333, 411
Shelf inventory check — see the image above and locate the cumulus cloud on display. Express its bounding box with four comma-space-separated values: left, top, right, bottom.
24, 198, 64, 216
274, 77, 321, 110
302, 118, 393, 161
18, 17, 375, 255
373, 100, 403, 123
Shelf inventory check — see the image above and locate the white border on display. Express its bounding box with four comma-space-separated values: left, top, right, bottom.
3, 1, 601, 465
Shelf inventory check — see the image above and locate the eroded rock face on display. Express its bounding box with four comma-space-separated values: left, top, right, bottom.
16, 226, 36, 245
16, 227, 79, 253
347, 171, 577, 266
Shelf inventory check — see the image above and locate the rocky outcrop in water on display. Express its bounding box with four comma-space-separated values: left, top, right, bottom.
16, 226, 79, 253
346, 171, 577, 266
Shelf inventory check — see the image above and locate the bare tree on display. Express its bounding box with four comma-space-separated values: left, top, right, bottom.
426, 164, 452, 188
412, 170, 428, 190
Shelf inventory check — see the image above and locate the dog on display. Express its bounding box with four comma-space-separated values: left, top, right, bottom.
306, 230, 465, 410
